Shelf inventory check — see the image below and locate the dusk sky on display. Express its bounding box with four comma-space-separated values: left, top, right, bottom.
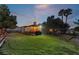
7, 4, 79, 27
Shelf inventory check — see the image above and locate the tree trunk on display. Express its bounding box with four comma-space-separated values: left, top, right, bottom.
2, 28, 6, 34
62, 16, 63, 22
0, 28, 2, 35
65, 16, 68, 23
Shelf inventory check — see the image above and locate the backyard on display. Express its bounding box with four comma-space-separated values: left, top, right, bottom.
0, 33, 79, 55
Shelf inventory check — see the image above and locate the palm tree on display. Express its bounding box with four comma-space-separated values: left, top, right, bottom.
64, 8, 72, 23
58, 9, 64, 22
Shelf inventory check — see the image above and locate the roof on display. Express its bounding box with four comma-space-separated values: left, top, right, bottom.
22, 24, 41, 28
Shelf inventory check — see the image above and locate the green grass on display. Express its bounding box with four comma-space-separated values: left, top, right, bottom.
1, 33, 79, 55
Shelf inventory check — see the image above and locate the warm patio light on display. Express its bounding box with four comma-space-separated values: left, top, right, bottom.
49, 29, 53, 32
39, 25, 42, 29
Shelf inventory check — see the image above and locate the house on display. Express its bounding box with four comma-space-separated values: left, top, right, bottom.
6, 22, 42, 35
22, 22, 42, 35
7, 27, 22, 32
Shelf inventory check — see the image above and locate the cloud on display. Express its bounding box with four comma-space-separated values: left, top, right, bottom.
35, 4, 50, 10
34, 4, 51, 16
34, 5, 57, 19
34, 5, 56, 24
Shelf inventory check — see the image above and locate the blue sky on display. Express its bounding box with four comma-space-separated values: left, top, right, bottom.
7, 4, 79, 27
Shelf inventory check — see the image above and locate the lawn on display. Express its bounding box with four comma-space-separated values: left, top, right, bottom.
1, 33, 79, 55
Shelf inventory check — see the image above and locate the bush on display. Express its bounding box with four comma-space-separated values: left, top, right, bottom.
74, 27, 79, 31
35, 31, 42, 35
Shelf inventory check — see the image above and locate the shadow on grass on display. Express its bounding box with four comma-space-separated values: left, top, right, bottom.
53, 46, 79, 55
1, 43, 79, 55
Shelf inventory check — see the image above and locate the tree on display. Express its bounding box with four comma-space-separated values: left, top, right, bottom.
3, 15, 17, 29
58, 9, 64, 22
42, 22, 47, 34
58, 8, 72, 23
0, 4, 17, 33
47, 15, 55, 28
42, 15, 70, 34
64, 8, 72, 23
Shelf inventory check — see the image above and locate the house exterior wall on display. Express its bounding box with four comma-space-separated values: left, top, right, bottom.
24, 25, 41, 33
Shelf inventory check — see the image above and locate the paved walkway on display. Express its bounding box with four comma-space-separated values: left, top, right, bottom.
0, 33, 8, 47
71, 36, 79, 45
60, 34, 79, 45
